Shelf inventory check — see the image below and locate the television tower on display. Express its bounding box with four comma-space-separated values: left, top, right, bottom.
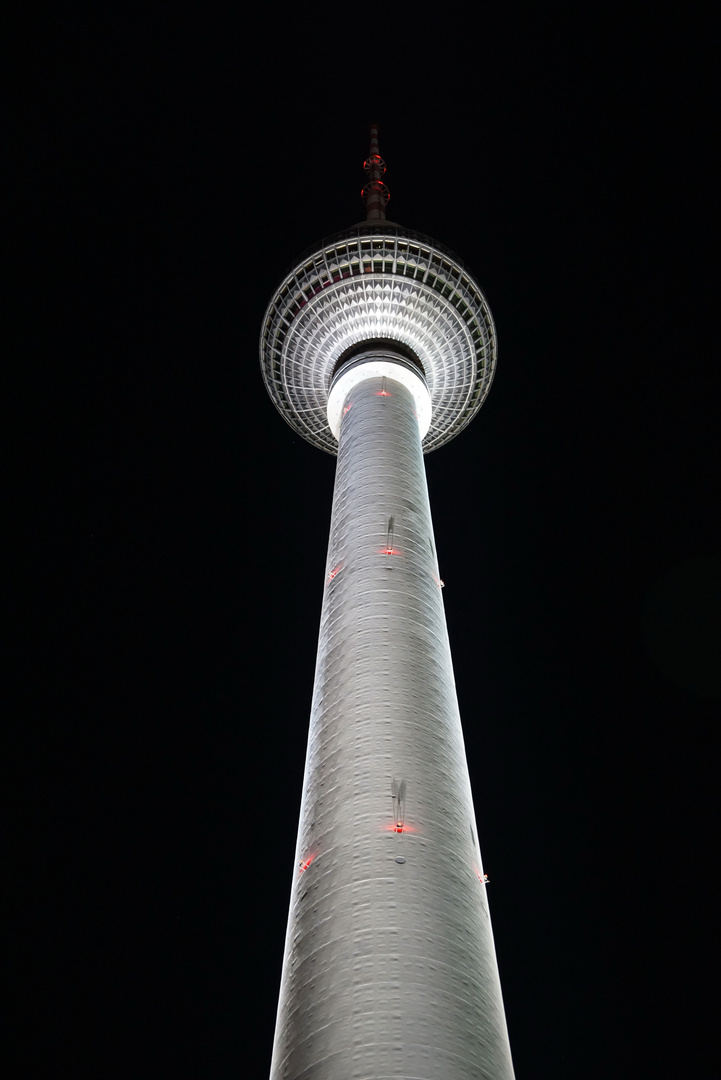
260, 127, 515, 1080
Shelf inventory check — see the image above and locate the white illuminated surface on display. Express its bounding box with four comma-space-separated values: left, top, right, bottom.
260, 225, 497, 455
327, 359, 432, 440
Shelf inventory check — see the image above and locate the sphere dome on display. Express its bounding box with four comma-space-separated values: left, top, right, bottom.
260, 221, 497, 454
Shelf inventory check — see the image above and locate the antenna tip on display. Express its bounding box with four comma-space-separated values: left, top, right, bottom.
362, 125, 388, 221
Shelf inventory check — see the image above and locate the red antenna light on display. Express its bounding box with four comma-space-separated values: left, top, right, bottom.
362, 124, 389, 222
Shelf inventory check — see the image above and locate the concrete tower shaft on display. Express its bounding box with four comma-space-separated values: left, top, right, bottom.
269, 356, 515, 1080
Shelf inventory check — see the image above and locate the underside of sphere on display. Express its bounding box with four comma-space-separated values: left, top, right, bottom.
259, 223, 497, 454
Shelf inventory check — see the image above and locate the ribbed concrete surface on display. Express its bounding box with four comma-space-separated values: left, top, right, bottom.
269, 365, 515, 1080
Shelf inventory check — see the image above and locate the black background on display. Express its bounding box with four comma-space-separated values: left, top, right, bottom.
7, 3, 719, 1078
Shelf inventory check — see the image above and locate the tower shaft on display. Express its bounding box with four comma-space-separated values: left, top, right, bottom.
270, 357, 515, 1080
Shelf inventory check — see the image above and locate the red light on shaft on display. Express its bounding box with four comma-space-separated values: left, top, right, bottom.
382, 822, 417, 834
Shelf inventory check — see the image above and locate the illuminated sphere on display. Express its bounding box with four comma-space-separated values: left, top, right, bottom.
260, 221, 497, 455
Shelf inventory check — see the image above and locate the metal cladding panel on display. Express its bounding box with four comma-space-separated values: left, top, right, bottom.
270, 371, 515, 1080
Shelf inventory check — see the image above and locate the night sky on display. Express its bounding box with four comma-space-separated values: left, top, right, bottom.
8, 4, 719, 1078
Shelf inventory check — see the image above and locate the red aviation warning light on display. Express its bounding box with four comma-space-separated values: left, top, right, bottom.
327, 561, 344, 582
299, 852, 317, 874
475, 868, 490, 886
362, 124, 390, 222
380, 515, 402, 556
363, 153, 386, 176
383, 820, 417, 834
383, 778, 416, 833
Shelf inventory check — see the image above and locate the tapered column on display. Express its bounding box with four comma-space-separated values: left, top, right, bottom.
270, 359, 515, 1080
